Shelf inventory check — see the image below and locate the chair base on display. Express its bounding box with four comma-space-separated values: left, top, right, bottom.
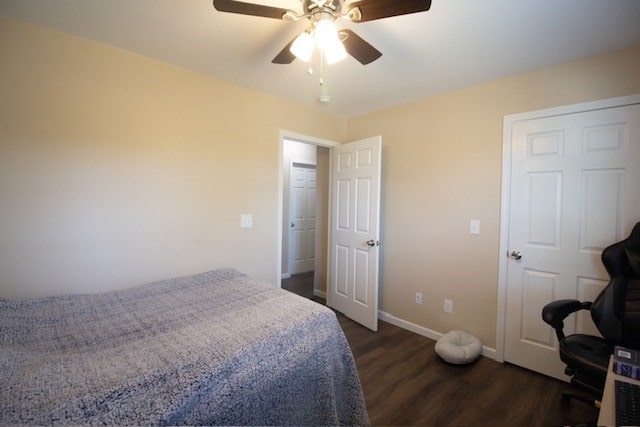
560, 391, 601, 408
565, 366, 606, 397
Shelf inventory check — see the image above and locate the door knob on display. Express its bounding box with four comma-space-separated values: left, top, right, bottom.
510, 250, 523, 260
366, 239, 379, 247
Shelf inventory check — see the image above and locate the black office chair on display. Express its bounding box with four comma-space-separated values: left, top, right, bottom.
542, 222, 640, 406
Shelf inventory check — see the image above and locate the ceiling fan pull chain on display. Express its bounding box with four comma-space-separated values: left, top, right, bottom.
320, 50, 324, 83
317, 50, 331, 103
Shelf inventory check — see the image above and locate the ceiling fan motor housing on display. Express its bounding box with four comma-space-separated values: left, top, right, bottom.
303, 0, 343, 16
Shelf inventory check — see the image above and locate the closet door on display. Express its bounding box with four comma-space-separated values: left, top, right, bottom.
503, 103, 640, 379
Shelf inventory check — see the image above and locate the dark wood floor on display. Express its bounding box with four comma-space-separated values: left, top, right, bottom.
281, 274, 600, 426
281, 271, 320, 301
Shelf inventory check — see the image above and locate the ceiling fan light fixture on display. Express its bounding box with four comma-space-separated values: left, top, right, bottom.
313, 18, 339, 51
324, 38, 348, 64
313, 17, 347, 64
290, 31, 314, 62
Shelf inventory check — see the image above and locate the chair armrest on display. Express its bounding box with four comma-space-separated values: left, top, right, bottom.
542, 299, 592, 341
542, 299, 592, 325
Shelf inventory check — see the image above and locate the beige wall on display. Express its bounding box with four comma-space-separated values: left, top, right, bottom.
346, 44, 640, 348
2, 14, 640, 351
0, 16, 345, 298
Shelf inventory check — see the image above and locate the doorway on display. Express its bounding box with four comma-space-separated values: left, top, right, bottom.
277, 131, 383, 331
278, 132, 338, 303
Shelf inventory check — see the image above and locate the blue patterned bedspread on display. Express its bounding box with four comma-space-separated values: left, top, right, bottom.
0, 268, 369, 425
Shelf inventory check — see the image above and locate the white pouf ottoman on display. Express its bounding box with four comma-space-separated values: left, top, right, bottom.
435, 330, 482, 364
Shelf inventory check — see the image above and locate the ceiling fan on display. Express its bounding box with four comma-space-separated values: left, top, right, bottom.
212, 0, 432, 65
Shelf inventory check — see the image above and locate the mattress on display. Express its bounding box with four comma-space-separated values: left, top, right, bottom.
0, 268, 368, 425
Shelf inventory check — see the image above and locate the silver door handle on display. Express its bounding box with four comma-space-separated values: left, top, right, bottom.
510, 250, 522, 260
366, 239, 379, 247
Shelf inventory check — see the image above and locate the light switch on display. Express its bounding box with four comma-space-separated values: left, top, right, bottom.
470, 220, 480, 235
240, 214, 253, 228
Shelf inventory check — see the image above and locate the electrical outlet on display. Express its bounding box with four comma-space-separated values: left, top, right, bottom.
444, 299, 453, 313
240, 214, 253, 228
415, 292, 423, 305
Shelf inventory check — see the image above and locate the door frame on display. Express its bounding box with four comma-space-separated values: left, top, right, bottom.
277, 130, 339, 291
495, 93, 640, 363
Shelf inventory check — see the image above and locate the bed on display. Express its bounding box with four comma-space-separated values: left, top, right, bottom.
0, 268, 369, 425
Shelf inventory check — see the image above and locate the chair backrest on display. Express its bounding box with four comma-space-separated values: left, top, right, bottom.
591, 222, 640, 349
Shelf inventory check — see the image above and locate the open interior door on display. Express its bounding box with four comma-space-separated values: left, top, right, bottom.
328, 136, 381, 331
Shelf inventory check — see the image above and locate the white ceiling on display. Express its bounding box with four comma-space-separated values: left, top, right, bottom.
2, 0, 640, 117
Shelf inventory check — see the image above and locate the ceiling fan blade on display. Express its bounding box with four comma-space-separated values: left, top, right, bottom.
347, 0, 432, 22
341, 29, 382, 65
272, 38, 296, 64
213, 0, 291, 20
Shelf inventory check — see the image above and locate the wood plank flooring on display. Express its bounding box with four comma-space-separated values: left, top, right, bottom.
281, 271, 316, 299
282, 273, 600, 426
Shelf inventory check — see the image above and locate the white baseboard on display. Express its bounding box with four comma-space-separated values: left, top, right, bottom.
378, 310, 497, 360
314, 289, 326, 299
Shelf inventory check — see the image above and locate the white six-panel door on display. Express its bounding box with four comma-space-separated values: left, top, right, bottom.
328, 136, 381, 331
504, 103, 640, 380
289, 165, 317, 274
